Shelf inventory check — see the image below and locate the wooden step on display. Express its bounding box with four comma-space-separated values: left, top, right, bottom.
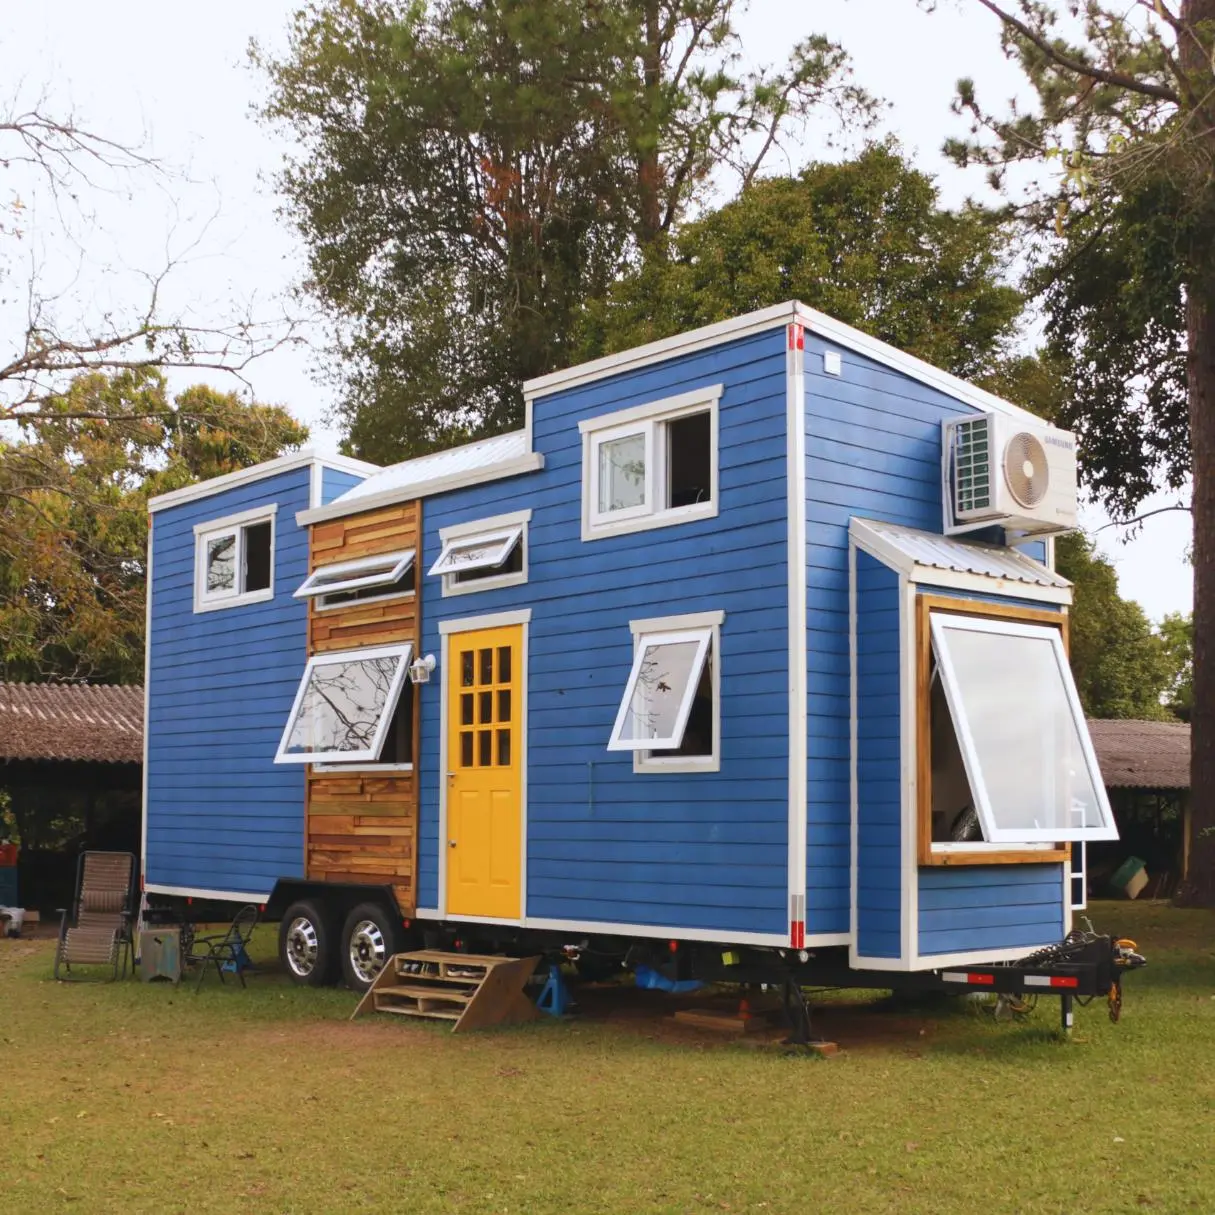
375, 984, 473, 1004
352, 950, 543, 1032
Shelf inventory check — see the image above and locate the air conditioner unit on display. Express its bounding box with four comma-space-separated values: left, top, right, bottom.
942, 413, 1078, 538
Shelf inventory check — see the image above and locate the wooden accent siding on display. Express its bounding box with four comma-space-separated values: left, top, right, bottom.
305, 501, 421, 912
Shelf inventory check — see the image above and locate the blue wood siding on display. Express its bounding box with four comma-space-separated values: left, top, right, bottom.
804, 339, 985, 936
145, 468, 310, 895
854, 550, 903, 958
417, 330, 791, 937
918, 864, 1066, 955
321, 465, 367, 504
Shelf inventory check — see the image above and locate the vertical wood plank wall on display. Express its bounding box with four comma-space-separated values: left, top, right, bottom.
306, 502, 421, 913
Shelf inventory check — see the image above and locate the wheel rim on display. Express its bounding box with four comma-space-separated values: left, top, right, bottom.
285, 916, 319, 978
348, 918, 388, 985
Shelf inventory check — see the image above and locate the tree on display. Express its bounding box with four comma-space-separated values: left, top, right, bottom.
0, 370, 308, 683
584, 143, 1024, 377
1, 105, 298, 425
1054, 532, 1176, 719
1160, 611, 1195, 720
948, 0, 1215, 902
255, 0, 875, 464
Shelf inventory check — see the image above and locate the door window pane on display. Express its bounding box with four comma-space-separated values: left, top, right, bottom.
479, 648, 493, 685
497, 646, 511, 684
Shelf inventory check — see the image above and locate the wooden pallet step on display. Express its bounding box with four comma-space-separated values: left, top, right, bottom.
373, 1006, 461, 1020
374, 985, 473, 1004
391, 968, 485, 987
398, 950, 519, 968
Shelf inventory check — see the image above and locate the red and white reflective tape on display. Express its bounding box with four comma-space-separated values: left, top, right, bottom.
941, 971, 994, 986
1023, 974, 1079, 989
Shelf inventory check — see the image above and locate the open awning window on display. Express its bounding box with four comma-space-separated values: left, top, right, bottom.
930, 614, 1116, 843
294, 550, 415, 601
275, 643, 413, 764
427, 526, 523, 579
607, 627, 712, 751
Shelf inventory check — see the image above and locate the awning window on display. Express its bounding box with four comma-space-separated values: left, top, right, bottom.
275, 643, 413, 764
427, 527, 523, 579
607, 627, 712, 751
294, 550, 415, 600
931, 614, 1116, 843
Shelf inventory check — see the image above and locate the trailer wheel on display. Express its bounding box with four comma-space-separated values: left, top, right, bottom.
340, 902, 403, 993
279, 900, 337, 986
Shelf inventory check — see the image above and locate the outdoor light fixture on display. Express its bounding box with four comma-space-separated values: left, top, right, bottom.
409, 653, 436, 685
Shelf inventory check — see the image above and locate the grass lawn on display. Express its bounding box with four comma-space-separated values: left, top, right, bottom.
1, 900, 1212, 1215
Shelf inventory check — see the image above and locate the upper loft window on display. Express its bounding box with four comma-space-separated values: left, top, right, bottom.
275, 642, 413, 765
922, 602, 1117, 861
579, 385, 720, 540
193, 506, 276, 613
429, 510, 529, 598
295, 550, 416, 612
607, 611, 723, 772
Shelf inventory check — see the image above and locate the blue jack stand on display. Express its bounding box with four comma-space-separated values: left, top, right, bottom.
536, 965, 573, 1017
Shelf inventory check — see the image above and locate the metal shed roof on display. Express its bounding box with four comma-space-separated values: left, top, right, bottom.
850, 518, 1073, 604
1086, 719, 1190, 790
0, 682, 143, 764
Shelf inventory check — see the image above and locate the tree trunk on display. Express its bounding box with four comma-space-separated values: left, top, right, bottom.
635, 0, 663, 246
1174, 0, 1215, 904
1176, 276, 1215, 904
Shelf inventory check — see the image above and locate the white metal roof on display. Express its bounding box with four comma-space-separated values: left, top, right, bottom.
296, 430, 543, 526
850, 517, 1072, 605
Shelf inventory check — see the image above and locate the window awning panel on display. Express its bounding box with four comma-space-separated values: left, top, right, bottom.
275, 643, 413, 764
294, 550, 415, 600
930, 614, 1116, 842
428, 527, 523, 578
608, 628, 712, 751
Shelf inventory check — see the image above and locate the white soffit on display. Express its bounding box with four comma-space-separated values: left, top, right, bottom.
851, 517, 1073, 604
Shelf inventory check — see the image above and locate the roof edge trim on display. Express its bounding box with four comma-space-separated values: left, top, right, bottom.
296, 452, 545, 527
147, 449, 381, 514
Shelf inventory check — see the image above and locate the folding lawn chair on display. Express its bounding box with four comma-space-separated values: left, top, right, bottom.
54, 851, 136, 982
185, 904, 259, 991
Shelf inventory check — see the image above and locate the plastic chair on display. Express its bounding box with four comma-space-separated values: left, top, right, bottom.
185, 905, 259, 991
54, 851, 136, 982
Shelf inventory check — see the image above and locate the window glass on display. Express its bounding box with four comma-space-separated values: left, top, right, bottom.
278, 646, 411, 761
932, 616, 1115, 841
609, 630, 711, 750
666, 410, 712, 509
243, 521, 273, 593
206, 534, 237, 594
598, 432, 647, 513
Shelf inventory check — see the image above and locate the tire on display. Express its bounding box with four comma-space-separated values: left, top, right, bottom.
340, 901, 404, 993
278, 900, 338, 987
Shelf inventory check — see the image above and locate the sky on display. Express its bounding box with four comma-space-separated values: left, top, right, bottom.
0, 0, 1194, 622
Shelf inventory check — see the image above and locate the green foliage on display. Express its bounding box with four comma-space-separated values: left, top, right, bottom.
1159, 610, 1194, 721
1054, 531, 1176, 720
0, 370, 308, 683
586, 144, 1024, 378
255, 0, 873, 464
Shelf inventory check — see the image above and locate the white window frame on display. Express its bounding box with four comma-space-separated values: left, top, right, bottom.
629, 611, 723, 774
579, 384, 721, 541
930, 613, 1117, 844
193, 505, 277, 614
432, 509, 530, 598
608, 611, 723, 761
274, 642, 413, 765
295, 549, 416, 612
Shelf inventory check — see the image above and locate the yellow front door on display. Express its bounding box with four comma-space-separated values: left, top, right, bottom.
446, 624, 522, 919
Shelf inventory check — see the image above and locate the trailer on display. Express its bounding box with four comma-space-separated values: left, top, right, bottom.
141, 301, 1143, 1032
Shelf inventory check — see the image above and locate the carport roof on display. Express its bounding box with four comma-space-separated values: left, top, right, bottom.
0, 682, 143, 764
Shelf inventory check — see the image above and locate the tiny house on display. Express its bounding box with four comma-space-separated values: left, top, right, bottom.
142, 301, 1119, 1001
